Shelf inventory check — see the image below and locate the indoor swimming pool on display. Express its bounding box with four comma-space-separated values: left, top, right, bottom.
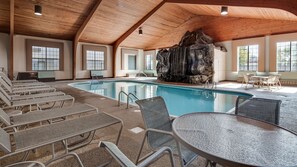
70, 80, 252, 116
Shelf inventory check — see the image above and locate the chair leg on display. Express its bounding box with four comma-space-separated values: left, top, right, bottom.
205, 160, 217, 167
135, 134, 148, 164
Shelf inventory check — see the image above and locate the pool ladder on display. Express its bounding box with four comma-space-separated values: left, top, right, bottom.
204, 80, 217, 89
118, 91, 139, 109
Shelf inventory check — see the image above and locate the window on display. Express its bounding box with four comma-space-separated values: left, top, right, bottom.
32, 46, 60, 71
86, 50, 105, 70
128, 55, 136, 70
82, 45, 107, 70
238, 45, 259, 71
277, 41, 297, 72
121, 48, 138, 70
145, 54, 153, 70
26, 39, 64, 71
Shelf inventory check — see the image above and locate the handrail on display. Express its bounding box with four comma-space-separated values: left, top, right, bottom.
136, 71, 147, 77
204, 80, 217, 89
118, 91, 138, 109
128, 93, 139, 101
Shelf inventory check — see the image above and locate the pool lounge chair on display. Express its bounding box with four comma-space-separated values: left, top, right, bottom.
235, 96, 281, 125
0, 103, 98, 130
0, 76, 54, 94
0, 86, 64, 101
0, 71, 41, 86
0, 112, 123, 165
100, 141, 175, 167
0, 89, 74, 111
135, 96, 198, 167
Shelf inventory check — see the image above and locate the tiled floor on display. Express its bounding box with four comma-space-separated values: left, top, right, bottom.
2, 78, 297, 167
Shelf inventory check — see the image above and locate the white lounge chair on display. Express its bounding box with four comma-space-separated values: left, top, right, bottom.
0, 72, 38, 86
0, 76, 55, 94
0, 103, 98, 130
0, 89, 74, 111
0, 86, 64, 101
0, 113, 123, 165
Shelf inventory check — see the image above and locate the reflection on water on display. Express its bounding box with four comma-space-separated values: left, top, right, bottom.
72, 81, 251, 116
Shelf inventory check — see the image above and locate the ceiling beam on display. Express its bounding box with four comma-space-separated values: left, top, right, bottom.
72, 0, 102, 79
112, 0, 166, 77
165, 0, 297, 16
9, 0, 14, 80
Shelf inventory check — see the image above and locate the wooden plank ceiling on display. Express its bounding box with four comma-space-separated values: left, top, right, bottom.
1, 0, 297, 49
0, 0, 10, 33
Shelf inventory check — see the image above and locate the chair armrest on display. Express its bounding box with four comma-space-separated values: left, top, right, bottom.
138, 146, 175, 167
100, 141, 175, 167
146, 128, 174, 136
44, 152, 84, 167
99, 141, 136, 167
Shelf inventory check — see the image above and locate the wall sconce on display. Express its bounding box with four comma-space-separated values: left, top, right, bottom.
138, 27, 143, 36
221, 6, 228, 16
34, 4, 42, 16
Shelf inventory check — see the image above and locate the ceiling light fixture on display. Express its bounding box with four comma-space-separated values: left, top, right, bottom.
34, 4, 42, 16
221, 6, 228, 16
138, 27, 143, 36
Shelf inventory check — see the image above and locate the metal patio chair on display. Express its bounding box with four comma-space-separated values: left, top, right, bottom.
235, 96, 282, 125
100, 141, 175, 167
241, 74, 256, 88
135, 96, 198, 167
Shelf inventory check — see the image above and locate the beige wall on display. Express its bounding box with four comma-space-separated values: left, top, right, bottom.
232, 37, 265, 72
13, 35, 73, 80
76, 42, 113, 79
220, 32, 297, 81
0, 33, 114, 80
0, 33, 9, 74
115, 47, 144, 77
269, 32, 297, 79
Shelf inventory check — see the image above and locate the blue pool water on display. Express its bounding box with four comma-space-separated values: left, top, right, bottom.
70, 80, 252, 116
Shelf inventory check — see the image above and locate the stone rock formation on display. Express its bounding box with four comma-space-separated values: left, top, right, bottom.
156, 29, 225, 84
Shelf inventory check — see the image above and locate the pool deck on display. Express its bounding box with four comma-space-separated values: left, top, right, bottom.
2, 78, 297, 167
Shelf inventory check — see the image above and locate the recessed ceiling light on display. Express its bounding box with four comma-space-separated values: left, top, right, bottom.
34, 5, 42, 16
138, 27, 143, 36
221, 6, 228, 16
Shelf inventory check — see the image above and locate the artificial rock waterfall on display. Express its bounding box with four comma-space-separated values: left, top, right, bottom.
156, 29, 226, 84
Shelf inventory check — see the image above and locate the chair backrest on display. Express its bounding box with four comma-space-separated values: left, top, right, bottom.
267, 75, 277, 83
135, 96, 173, 147
235, 96, 281, 125
0, 72, 12, 86
0, 86, 12, 106
0, 128, 12, 153
0, 108, 11, 126
0, 76, 12, 93
243, 74, 249, 82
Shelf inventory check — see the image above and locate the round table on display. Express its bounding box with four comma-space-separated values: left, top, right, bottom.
172, 112, 297, 167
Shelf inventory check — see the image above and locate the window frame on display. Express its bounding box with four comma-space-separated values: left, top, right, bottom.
238, 45, 259, 72
26, 39, 64, 71
82, 45, 107, 71
121, 48, 138, 70
127, 54, 137, 70
276, 41, 297, 72
145, 54, 154, 70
